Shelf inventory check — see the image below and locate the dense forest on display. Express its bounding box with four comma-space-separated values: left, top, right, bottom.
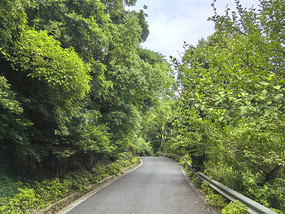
0, 0, 284, 213
161, 0, 284, 213
0, 0, 175, 175
0, 0, 175, 212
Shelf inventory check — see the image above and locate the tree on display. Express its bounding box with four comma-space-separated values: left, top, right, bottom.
0, 0, 175, 177
0, 0, 27, 49
0, 75, 31, 171
137, 9, 149, 43
168, 0, 284, 211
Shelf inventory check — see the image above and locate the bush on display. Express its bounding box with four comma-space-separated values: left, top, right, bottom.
222, 201, 248, 214
201, 182, 211, 194
131, 157, 139, 164
0, 156, 139, 213
33, 178, 72, 203
0, 173, 23, 198
205, 190, 228, 208
202, 182, 227, 208
0, 188, 39, 214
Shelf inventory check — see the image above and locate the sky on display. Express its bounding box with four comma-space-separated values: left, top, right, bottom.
128, 0, 260, 61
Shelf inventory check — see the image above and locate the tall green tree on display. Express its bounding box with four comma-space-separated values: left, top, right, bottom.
168, 0, 284, 211
0, 0, 175, 177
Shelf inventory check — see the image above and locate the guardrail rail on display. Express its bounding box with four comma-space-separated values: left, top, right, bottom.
165, 153, 278, 214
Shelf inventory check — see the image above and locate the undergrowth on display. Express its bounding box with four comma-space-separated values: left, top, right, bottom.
0, 156, 140, 213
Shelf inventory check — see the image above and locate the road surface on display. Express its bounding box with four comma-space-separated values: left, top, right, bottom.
61, 157, 216, 214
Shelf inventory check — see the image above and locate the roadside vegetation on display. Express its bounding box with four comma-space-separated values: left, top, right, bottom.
0, 0, 175, 212
0, 0, 284, 213
159, 0, 284, 213
0, 156, 139, 213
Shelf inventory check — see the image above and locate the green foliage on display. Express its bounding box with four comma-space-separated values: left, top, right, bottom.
166, 0, 284, 212
202, 182, 228, 208
201, 182, 211, 194
140, 97, 176, 154
131, 156, 139, 164
137, 9, 149, 42
0, 1, 174, 213
0, 0, 174, 177
0, 75, 31, 169
0, 188, 39, 214
180, 160, 186, 166
0, 178, 72, 213
0, 76, 23, 115
0, 155, 136, 213
222, 201, 248, 214
205, 191, 228, 208
33, 179, 72, 205
8, 28, 91, 106
0, 173, 23, 199
133, 136, 152, 156
0, 0, 28, 49
0, 0, 175, 210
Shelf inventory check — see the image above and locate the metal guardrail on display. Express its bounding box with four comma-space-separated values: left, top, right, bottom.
165, 153, 278, 214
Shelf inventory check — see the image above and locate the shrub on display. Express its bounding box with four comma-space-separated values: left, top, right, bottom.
201, 182, 211, 194
0, 188, 39, 214
33, 178, 72, 205
205, 190, 228, 208
180, 160, 186, 166
0, 156, 139, 213
222, 201, 248, 214
131, 157, 139, 164
0, 173, 23, 198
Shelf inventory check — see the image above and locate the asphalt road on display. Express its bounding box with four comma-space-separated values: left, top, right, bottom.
61, 157, 216, 214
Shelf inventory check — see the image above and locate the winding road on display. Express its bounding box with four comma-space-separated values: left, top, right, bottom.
60, 157, 216, 214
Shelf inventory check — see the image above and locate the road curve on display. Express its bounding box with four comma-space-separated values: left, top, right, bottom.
61, 157, 215, 214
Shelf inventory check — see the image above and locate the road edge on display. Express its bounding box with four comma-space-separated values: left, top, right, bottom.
57, 158, 143, 214
180, 162, 221, 214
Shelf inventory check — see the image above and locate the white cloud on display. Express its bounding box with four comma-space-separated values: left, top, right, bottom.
143, 14, 213, 59
130, 0, 260, 60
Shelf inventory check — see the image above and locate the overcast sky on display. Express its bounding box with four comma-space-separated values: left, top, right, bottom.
128, 0, 260, 61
